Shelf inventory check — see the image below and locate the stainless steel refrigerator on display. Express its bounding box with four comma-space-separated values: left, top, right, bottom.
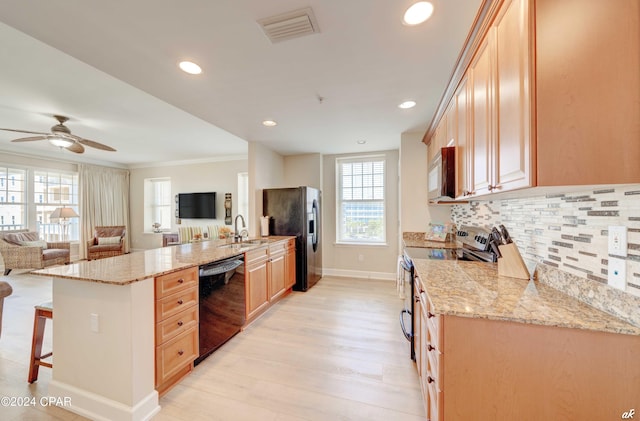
263, 186, 322, 291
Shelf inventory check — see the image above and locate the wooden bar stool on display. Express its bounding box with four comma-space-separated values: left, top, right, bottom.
28, 301, 53, 383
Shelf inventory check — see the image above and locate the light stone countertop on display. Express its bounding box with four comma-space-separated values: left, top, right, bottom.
402, 231, 461, 249
412, 259, 640, 336
33, 236, 294, 285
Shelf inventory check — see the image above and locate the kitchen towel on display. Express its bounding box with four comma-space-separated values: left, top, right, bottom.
260, 216, 270, 237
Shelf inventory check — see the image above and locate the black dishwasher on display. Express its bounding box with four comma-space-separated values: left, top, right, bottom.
195, 255, 245, 365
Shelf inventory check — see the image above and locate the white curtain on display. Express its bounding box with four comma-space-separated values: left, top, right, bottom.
78, 164, 130, 259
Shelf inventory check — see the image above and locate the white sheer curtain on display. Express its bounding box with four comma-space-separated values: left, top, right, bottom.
78, 164, 130, 259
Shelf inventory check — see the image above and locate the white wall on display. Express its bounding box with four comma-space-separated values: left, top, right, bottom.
399, 132, 451, 237
322, 149, 399, 280
248, 142, 285, 237
284, 153, 322, 189
129, 158, 247, 249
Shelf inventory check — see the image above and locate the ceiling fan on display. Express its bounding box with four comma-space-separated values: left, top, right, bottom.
0, 115, 116, 154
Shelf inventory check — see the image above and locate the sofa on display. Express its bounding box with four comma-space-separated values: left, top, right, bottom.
0, 281, 12, 338
86, 226, 126, 260
0, 230, 71, 275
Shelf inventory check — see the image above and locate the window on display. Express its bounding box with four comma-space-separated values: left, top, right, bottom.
34, 170, 79, 241
337, 156, 386, 244
144, 178, 172, 231
0, 166, 26, 230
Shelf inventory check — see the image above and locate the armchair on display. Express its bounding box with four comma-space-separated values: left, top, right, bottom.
0, 230, 70, 275
87, 226, 126, 260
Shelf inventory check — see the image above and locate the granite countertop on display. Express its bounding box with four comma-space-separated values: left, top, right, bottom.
33, 236, 294, 285
412, 259, 640, 336
402, 231, 461, 249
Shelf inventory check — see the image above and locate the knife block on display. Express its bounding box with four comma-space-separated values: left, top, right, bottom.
497, 243, 530, 280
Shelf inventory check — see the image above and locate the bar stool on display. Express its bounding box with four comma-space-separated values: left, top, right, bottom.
28, 302, 53, 383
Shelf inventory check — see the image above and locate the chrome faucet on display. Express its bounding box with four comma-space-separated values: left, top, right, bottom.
234, 214, 246, 242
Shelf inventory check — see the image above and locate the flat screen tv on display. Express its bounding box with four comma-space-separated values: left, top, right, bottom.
178, 192, 216, 219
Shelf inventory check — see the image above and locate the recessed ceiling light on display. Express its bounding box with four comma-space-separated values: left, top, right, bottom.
403, 2, 434, 26
262, 120, 278, 127
357, 140, 367, 145
178, 61, 202, 75
398, 100, 417, 109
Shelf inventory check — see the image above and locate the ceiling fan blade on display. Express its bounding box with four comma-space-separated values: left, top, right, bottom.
0, 128, 49, 135
10, 136, 49, 142
66, 142, 85, 154
77, 137, 116, 151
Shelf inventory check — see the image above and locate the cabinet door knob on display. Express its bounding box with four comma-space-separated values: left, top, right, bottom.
415, 296, 420, 303
177, 321, 183, 327
178, 350, 184, 356
428, 312, 435, 318
178, 278, 184, 284
427, 376, 435, 384
177, 299, 184, 305
427, 344, 435, 351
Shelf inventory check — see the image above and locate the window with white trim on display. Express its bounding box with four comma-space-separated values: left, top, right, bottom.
336, 156, 386, 244
0, 166, 26, 231
144, 178, 172, 232
33, 170, 79, 241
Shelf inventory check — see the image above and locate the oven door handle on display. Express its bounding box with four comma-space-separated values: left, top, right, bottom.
399, 309, 412, 341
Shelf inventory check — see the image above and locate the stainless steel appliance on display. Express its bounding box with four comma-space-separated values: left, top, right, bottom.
263, 186, 322, 291
400, 225, 498, 360
195, 256, 245, 365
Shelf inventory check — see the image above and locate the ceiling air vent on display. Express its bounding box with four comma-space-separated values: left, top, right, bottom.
258, 7, 320, 43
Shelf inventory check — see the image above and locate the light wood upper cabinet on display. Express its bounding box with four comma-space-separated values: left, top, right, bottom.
469, 33, 494, 196
535, 0, 639, 185
454, 74, 472, 197
493, 0, 532, 192
425, 0, 639, 196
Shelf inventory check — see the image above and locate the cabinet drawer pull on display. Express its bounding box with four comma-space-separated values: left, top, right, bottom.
428, 312, 435, 318
177, 299, 184, 305
178, 349, 184, 356
177, 278, 184, 284
427, 376, 435, 384
177, 321, 183, 327
415, 296, 420, 303
427, 344, 435, 351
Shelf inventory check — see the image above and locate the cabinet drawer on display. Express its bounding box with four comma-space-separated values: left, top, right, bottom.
427, 380, 441, 421
156, 305, 198, 345
269, 241, 287, 255
156, 287, 198, 321
156, 327, 198, 386
246, 247, 269, 265
155, 267, 198, 298
427, 312, 442, 350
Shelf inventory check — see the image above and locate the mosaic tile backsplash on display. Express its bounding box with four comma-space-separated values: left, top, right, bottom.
451, 185, 640, 326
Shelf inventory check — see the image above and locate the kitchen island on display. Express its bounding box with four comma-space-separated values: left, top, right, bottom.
33, 237, 294, 421
411, 259, 640, 420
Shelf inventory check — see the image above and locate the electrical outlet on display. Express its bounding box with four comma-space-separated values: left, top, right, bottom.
90, 313, 99, 333
608, 225, 628, 257
608, 257, 627, 291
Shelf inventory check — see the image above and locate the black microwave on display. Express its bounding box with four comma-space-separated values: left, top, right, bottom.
427, 146, 456, 200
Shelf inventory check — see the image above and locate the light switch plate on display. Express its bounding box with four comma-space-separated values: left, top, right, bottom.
608, 257, 627, 291
608, 226, 628, 257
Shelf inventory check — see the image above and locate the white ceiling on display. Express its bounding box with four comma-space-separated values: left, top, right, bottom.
0, 0, 482, 167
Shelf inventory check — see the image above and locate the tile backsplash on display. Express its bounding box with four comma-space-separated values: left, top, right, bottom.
451, 185, 640, 326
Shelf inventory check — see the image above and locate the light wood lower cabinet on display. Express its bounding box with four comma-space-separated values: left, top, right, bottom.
415, 278, 640, 420
268, 241, 286, 301
154, 266, 199, 396
245, 247, 269, 321
245, 239, 297, 324
285, 238, 296, 290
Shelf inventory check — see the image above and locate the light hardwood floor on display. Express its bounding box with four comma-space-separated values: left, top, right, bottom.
0, 271, 425, 421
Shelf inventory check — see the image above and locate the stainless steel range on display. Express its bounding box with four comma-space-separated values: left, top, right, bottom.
400, 225, 498, 361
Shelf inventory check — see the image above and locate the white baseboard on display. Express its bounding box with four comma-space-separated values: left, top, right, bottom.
321, 268, 395, 281
49, 380, 160, 421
